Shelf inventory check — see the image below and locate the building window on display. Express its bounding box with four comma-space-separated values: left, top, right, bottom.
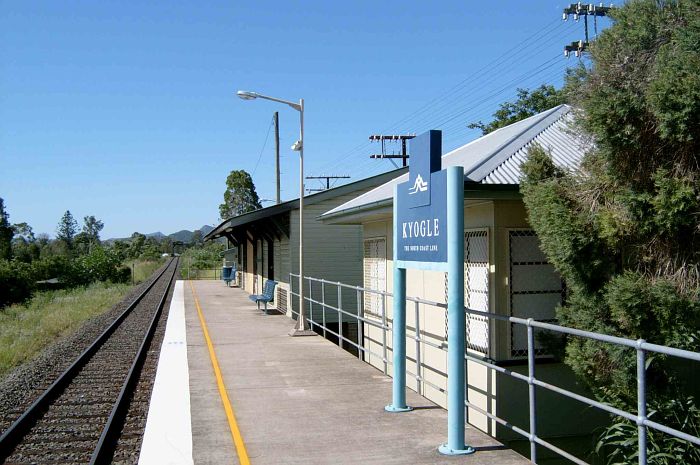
465, 229, 489, 355
509, 230, 563, 358
363, 237, 386, 318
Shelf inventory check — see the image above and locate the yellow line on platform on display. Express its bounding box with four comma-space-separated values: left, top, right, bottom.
189, 280, 251, 465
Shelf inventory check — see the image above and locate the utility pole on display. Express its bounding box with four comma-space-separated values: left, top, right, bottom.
562, 2, 614, 57
369, 134, 415, 168
274, 111, 281, 204
305, 175, 350, 192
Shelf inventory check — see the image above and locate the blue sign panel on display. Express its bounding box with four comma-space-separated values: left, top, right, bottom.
396, 130, 448, 264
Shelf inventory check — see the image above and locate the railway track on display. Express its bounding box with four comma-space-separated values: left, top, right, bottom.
0, 257, 179, 465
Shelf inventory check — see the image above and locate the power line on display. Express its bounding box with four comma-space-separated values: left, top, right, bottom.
313, 19, 569, 174
251, 115, 274, 176
315, 21, 577, 175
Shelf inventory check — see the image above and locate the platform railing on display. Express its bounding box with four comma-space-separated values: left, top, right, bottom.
289, 273, 700, 465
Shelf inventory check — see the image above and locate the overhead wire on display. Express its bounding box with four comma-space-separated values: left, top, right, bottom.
251, 115, 275, 176
314, 18, 569, 174
347, 55, 567, 181
333, 52, 567, 180
315, 19, 577, 177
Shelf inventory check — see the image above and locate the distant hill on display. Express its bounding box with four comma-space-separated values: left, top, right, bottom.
108, 225, 215, 243
146, 231, 166, 240
169, 225, 214, 242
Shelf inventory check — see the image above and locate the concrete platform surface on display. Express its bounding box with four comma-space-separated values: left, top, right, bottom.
185, 280, 530, 465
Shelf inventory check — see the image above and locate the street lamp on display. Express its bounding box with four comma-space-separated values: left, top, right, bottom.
237, 90, 314, 336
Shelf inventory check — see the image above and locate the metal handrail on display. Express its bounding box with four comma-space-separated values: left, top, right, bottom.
289, 273, 700, 465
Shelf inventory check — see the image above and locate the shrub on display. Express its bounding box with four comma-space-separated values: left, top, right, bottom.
0, 260, 35, 308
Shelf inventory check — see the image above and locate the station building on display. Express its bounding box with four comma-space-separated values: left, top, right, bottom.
320, 105, 608, 446
204, 168, 406, 345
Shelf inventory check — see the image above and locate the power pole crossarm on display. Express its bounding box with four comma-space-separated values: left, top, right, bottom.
369, 134, 415, 167
562, 3, 614, 57
305, 175, 350, 191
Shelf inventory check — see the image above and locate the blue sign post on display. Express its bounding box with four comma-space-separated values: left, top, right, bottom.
387, 130, 474, 456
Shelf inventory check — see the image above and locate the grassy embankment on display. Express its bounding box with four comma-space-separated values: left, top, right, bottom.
0, 258, 165, 378
0, 282, 130, 377
129, 258, 166, 284
179, 246, 222, 280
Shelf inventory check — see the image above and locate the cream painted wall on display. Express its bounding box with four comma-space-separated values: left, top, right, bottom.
362, 200, 498, 434
361, 198, 603, 442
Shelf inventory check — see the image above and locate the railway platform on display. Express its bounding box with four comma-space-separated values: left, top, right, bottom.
140, 280, 530, 465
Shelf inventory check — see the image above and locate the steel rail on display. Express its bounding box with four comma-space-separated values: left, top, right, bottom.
90, 256, 179, 464
0, 258, 177, 462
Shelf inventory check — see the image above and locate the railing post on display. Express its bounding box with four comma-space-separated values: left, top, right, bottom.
356, 288, 362, 360
381, 293, 388, 375
637, 340, 647, 465
414, 300, 422, 395
385, 267, 411, 413
321, 281, 327, 339
308, 278, 313, 330
337, 285, 343, 350
527, 320, 537, 463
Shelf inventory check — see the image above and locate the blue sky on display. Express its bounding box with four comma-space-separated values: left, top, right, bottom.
1, 1, 604, 239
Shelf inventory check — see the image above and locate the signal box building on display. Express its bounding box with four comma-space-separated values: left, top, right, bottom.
320, 105, 608, 445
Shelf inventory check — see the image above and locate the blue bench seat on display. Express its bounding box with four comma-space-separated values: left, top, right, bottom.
249, 280, 277, 314
222, 265, 237, 287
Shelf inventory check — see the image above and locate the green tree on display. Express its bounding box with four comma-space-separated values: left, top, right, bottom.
468, 84, 566, 135
521, 1, 700, 461
159, 236, 174, 255
191, 230, 203, 246
219, 170, 262, 219
56, 210, 78, 252
82, 215, 104, 248
128, 232, 146, 258
11, 223, 40, 263
0, 198, 13, 260
110, 239, 130, 261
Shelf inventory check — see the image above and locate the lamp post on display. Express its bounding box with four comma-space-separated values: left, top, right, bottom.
237, 90, 314, 336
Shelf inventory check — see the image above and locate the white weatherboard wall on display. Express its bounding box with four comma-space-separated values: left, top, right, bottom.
138, 280, 193, 465
289, 192, 367, 325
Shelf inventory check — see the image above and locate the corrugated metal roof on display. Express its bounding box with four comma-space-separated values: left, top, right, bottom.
322, 104, 589, 219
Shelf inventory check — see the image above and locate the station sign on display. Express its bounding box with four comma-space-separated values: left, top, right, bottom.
395, 130, 448, 264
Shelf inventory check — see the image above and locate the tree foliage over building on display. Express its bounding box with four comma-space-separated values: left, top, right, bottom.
219, 170, 262, 219
467, 66, 589, 136
468, 84, 566, 135
521, 1, 700, 461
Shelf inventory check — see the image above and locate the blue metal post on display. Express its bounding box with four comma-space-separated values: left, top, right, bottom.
439, 166, 474, 455
386, 185, 412, 413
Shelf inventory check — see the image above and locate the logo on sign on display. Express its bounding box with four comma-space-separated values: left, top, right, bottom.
408, 174, 428, 194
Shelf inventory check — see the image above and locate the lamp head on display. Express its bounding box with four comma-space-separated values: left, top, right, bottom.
237, 90, 258, 100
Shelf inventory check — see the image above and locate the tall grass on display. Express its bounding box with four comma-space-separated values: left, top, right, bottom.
0, 282, 132, 378
127, 258, 165, 284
